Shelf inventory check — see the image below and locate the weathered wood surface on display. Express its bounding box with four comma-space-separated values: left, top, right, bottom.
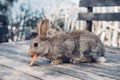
78, 13, 120, 21
80, 0, 120, 7
0, 41, 120, 80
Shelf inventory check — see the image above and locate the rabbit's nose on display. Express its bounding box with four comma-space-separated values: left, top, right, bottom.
34, 43, 38, 47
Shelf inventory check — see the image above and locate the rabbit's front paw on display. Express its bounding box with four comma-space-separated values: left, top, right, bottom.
51, 59, 63, 65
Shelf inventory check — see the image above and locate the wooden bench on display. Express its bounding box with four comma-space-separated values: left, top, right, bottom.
0, 41, 120, 80
78, 0, 120, 31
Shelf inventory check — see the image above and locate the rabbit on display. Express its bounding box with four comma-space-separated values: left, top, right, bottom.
29, 19, 107, 66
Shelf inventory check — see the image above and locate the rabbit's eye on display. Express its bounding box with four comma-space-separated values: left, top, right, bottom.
34, 43, 38, 47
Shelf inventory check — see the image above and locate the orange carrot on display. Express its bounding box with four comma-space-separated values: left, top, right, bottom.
30, 54, 38, 66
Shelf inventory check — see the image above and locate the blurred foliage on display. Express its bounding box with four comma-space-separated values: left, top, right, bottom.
0, 0, 17, 14
0, 0, 43, 42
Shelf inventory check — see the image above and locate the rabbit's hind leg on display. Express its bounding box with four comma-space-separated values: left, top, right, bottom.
70, 56, 92, 63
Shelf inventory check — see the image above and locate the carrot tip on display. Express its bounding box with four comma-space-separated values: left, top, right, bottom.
30, 54, 38, 66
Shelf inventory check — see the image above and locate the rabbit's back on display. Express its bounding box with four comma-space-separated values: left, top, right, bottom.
50, 30, 105, 63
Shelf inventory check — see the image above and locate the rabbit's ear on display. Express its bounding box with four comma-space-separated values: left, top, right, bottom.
37, 21, 42, 36
38, 19, 49, 40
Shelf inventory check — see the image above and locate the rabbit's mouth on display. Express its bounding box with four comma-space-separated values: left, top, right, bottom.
29, 53, 39, 66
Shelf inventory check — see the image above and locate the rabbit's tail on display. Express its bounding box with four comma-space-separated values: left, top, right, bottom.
96, 49, 107, 63
96, 56, 107, 63
90, 51, 107, 63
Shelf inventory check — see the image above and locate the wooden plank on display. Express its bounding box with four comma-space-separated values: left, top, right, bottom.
0, 64, 41, 80
2, 48, 120, 79
78, 13, 120, 21
0, 56, 80, 80
49, 65, 115, 80
61, 63, 120, 80
45, 65, 113, 80
105, 46, 120, 54
80, 0, 120, 7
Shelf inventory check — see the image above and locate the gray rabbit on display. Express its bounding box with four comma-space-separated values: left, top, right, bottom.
29, 19, 106, 66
